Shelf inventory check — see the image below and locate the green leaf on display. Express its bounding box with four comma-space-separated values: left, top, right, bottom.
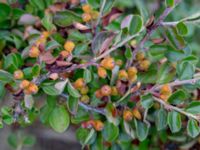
84, 69, 92, 83
87, 0, 100, 8
83, 129, 96, 146
30, 0, 45, 10
168, 89, 187, 105
0, 3, 11, 22
156, 62, 175, 84
0, 70, 13, 84
32, 64, 40, 77
71, 107, 90, 124
7, 133, 17, 149
23, 135, 36, 146
121, 15, 143, 35
49, 105, 70, 133
148, 45, 167, 61
0, 82, 6, 99
155, 108, 168, 131
125, 47, 133, 60
123, 121, 135, 139
67, 81, 81, 98
24, 94, 34, 109
187, 119, 200, 138
42, 86, 60, 96
165, 0, 174, 7
102, 122, 119, 142
41, 13, 56, 31
134, 119, 149, 141
185, 102, 200, 114
167, 111, 182, 133
177, 62, 195, 80
141, 93, 154, 109
103, 0, 115, 15
76, 128, 96, 145
53, 10, 82, 27
67, 96, 79, 114
176, 22, 188, 36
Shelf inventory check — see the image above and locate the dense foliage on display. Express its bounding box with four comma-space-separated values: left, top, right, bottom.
1, 0, 200, 149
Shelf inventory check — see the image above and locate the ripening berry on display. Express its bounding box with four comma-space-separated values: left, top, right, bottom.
100, 57, 115, 70
27, 83, 39, 94
98, 67, 107, 78
91, 11, 99, 19
80, 86, 89, 95
136, 51, 145, 61
127, 67, 137, 78
82, 13, 92, 22
82, 4, 92, 13
100, 85, 112, 96
64, 40, 75, 53
130, 40, 137, 47
60, 50, 70, 58
80, 95, 90, 104
132, 108, 142, 120
29, 46, 40, 58
74, 78, 85, 89
20, 80, 30, 89
95, 89, 103, 99
93, 120, 104, 131
160, 84, 171, 95
160, 94, 169, 101
41, 31, 50, 39
118, 70, 128, 81
14, 70, 24, 80
49, 73, 59, 80
111, 86, 118, 96
129, 75, 137, 83
139, 59, 150, 71
123, 110, 133, 121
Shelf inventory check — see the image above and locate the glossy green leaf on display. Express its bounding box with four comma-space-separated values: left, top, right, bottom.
168, 89, 187, 105
84, 69, 92, 83
156, 108, 168, 131
53, 10, 82, 27
67, 81, 81, 98
67, 96, 79, 114
134, 119, 149, 141
41, 13, 56, 31
49, 105, 70, 133
165, 0, 174, 7
42, 86, 60, 96
141, 93, 154, 109
0, 70, 13, 84
185, 101, 200, 114
187, 119, 200, 138
176, 22, 188, 36
102, 122, 119, 142
167, 111, 182, 133
0, 3, 11, 22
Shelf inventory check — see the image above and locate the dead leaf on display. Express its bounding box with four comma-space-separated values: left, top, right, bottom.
73, 22, 90, 30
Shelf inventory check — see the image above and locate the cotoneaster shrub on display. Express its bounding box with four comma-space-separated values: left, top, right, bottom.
1, 0, 200, 149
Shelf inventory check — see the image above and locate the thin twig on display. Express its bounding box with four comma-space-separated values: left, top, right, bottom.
95, 0, 106, 27
153, 96, 200, 122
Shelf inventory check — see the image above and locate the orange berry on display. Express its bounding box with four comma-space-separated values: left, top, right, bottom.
41, 31, 50, 38
93, 120, 104, 131
111, 86, 118, 96
127, 67, 137, 78
80, 95, 90, 104
95, 90, 103, 99
100, 85, 112, 96
139, 59, 150, 71
98, 67, 107, 78
14, 70, 24, 80
82, 13, 92, 22
20, 80, 30, 89
123, 110, 133, 121
136, 51, 145, 61
91, 11, 99, 19
64, 40, 75, 53
60, 50, 70, 58
118, 70, 128, 81
29, 46, 40, 58
24, 89, 32, 95
100, 57, 115, 70
74, 78, 85, 89
28, 83, 39, 94
49, 73, 59, 80
160, 84, 172, 95
80, 86, 89, 95
160, 94, 169, 101
132, 108, 142, 120
82, 4, 92, 13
